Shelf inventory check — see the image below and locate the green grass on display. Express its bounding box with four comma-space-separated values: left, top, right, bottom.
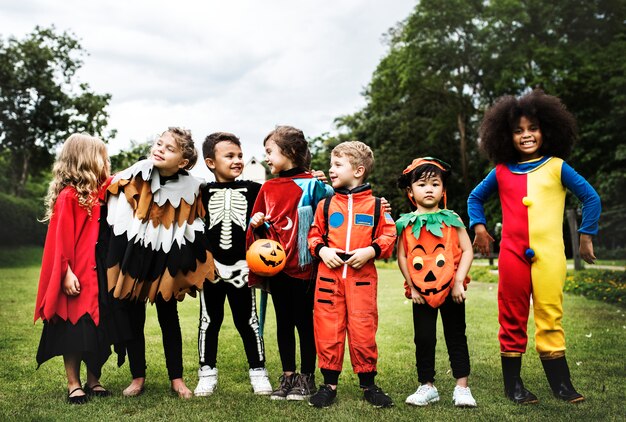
1, 257, 626, 421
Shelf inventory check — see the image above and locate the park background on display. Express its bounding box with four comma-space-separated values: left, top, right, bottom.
0, 0, 625, 420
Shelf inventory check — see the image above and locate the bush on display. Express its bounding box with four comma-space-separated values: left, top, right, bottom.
564, 270, 626, 307
0, 192, 46, 246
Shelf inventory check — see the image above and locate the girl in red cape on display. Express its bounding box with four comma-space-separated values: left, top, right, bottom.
34, 134, 112, 404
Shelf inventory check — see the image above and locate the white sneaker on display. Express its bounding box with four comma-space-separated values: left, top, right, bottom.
194, 366, 218, 396
405, 384, 440, 406
452, 385, 477, 407
249, 367, 273, 395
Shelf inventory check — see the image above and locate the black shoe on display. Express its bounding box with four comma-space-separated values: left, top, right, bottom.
309, 384, 337, 408
286, 373, 317, 400
83, 383, 112, 398
271, 373, 295, 400
67, 387, 89, 405
541, 357, 585, 403
501, 356, 538, 404
363, 384, 393, 408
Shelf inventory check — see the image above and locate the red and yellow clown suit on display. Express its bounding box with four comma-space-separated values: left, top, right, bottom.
308, 184, 396, 373
468, 156, 601, 358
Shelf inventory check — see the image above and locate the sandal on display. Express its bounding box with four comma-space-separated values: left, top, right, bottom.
67, 387, 89, 405
84, 383, 112, 398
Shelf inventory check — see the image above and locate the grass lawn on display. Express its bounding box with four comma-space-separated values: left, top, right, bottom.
1, 248, 625, 421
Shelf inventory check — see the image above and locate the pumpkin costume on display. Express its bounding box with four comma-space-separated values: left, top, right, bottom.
308, 184, 396, 380
396, 209, 471, 384
396, 210, 468, 308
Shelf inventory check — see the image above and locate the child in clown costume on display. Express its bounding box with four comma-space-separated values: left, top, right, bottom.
396, 157, 476, 408
468, 90, 601, 404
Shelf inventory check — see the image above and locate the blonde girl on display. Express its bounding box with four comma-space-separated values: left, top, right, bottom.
35, 133, 112, 404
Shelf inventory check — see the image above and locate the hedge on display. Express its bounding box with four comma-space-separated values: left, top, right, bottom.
0, 192, 46, 246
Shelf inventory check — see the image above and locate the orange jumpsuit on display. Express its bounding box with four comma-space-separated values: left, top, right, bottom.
308, 185, 396, 373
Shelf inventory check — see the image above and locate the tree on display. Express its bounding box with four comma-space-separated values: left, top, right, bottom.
109, 140, 152, 174
323, 0, 626, 249
0, 26, 114, 196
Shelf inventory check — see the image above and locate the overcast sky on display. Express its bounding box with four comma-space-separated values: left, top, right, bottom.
0, 0, 415, 180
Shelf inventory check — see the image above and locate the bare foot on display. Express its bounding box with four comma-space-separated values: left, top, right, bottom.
171, 378, 192, 399
122, 377, 145, 397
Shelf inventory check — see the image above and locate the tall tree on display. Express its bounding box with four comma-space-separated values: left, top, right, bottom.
0, 26, 113, 196
325, 0, 625, 248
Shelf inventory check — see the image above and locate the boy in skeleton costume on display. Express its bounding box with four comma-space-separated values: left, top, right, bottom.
194, 132, 272, 396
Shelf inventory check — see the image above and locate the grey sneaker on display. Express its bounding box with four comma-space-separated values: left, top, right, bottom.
270, 373, 295, 400
286, 373, 317, 400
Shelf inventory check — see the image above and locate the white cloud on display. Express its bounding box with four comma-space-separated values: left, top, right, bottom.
0, 0, 416, 180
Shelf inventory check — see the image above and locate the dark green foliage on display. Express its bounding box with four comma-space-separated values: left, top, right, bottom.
109, 140, 152, 173
315, 0, 626, 250
0, 192, 46, 246
0, 26, 114, 197
564, 270, 626, 307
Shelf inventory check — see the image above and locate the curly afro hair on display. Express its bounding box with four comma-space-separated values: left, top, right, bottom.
479, 89, 577, 164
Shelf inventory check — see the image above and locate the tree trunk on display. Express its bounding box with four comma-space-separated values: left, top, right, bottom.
16, 149, 30, 197
457, 112, 469, 188
566, 208, 583, 271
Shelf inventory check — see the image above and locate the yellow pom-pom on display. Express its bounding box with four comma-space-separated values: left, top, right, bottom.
522, 197, 533, 206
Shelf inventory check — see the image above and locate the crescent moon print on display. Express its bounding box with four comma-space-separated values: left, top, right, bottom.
282, 217, 293, 230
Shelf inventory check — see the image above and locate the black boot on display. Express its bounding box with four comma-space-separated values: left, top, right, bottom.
541, 356, 585, 403
501, 356, 538, 404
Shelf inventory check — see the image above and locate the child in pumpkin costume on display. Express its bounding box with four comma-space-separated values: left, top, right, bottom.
468, 90, 600, 404
307, 141, 397, 408
396, 157, 476, 407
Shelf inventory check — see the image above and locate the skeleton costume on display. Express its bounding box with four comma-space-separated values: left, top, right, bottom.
198, 180, 265, 369
105, 159, 215, 380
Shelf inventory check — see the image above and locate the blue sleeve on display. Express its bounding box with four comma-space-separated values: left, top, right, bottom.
561, 162, 601, 235
467, 168, 498, 229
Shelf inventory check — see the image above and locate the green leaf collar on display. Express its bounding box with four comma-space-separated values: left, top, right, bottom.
395, 209, 465, 239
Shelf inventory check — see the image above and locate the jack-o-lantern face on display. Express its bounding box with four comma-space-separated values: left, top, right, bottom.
404, 224, 460, 308
246, 239, 286, 277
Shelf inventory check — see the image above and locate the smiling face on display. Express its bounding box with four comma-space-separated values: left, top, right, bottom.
150, 131, 189, 176
264, 139, 294, 175
408, 173, 444, 213
512, 115, 543, 161
405, 225, 458, 308
329, 153, 363, 190
205, 141, 244, 183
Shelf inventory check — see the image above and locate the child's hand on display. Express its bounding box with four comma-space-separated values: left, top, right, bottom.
345, 247, 376, 269
250, 212, 268, 229
311, 169, 328, 183
380, 197, 392, 214
579, 234, 596, 264
319, 247, 346, 269
472, 224, 494, 255
62, 266, 81, 296
411, 287, 425, 304
451, 281, 466, 304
